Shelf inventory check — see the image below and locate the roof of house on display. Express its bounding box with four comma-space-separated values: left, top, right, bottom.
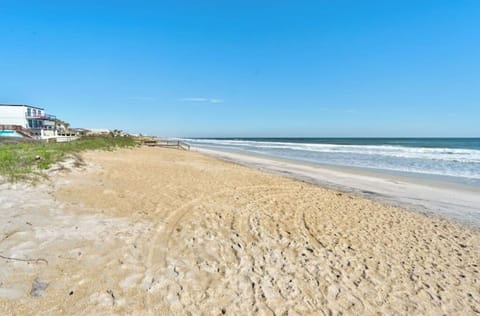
0, 104, 45, 110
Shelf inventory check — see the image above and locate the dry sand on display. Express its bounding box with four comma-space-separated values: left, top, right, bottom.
0, 147, 479, 315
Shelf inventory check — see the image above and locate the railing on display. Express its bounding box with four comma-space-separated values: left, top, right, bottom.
55, 136, 79, 143
178, 141, 190, 150
142, 139, 190, 150
26, 114, 56, 120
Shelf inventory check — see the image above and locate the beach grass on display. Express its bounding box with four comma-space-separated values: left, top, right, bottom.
0, 136, 136, 182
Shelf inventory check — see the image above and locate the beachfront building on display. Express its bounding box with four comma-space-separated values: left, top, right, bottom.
0, 104, 59, 139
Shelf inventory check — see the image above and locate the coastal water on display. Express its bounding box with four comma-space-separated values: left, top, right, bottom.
185, 138, 480, 186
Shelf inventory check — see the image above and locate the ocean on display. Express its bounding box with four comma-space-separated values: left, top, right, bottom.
185, 138, 480, 186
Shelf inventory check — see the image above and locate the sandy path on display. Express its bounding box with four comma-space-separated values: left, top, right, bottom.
1, 147, 479, 315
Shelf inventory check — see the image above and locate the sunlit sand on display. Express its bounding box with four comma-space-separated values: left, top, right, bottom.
1, 147, 479, 314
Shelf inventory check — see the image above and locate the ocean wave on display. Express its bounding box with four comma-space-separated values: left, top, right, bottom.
185, 139, 480, 180
186, 139, 480, 163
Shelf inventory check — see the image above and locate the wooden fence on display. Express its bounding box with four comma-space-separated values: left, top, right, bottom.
142, 139, 190, 150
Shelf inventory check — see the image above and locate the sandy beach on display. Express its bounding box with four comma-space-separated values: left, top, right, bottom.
194, 147, 480, 227
1, 146, 479, 315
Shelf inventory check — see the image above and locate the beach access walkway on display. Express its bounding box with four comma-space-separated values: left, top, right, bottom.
141, 138, 190, 150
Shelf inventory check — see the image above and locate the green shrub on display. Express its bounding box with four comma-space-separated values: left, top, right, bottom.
0, 136, 136, 182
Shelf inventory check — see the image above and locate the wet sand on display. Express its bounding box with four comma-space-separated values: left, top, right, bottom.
0, 147, 479, 315
193, 147, 480, 227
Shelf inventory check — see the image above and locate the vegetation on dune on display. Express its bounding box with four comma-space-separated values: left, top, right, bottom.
0, 136, 136, 182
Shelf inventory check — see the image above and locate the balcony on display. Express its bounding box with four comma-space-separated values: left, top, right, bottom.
25, 113, 57, 120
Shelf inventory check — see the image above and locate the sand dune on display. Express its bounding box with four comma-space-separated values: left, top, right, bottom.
1, 147, 479, 315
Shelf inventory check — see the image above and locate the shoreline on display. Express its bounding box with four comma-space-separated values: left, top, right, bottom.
193, 146, 480, 228
184, 138, 480, 187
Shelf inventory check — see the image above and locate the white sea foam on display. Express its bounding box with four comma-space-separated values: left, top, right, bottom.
186, 139, 480, 181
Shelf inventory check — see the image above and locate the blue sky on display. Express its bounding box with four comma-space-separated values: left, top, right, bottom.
1, 1, 479, 137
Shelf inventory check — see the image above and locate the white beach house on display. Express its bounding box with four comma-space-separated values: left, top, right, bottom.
0, 104, 59, 139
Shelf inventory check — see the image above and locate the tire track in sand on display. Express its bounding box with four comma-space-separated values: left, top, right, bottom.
143, 185, 291, 312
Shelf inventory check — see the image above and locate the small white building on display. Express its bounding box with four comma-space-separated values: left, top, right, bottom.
0, 104, 58, 139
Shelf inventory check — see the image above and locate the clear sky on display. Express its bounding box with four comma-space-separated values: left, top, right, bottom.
1, 1, 479, 137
